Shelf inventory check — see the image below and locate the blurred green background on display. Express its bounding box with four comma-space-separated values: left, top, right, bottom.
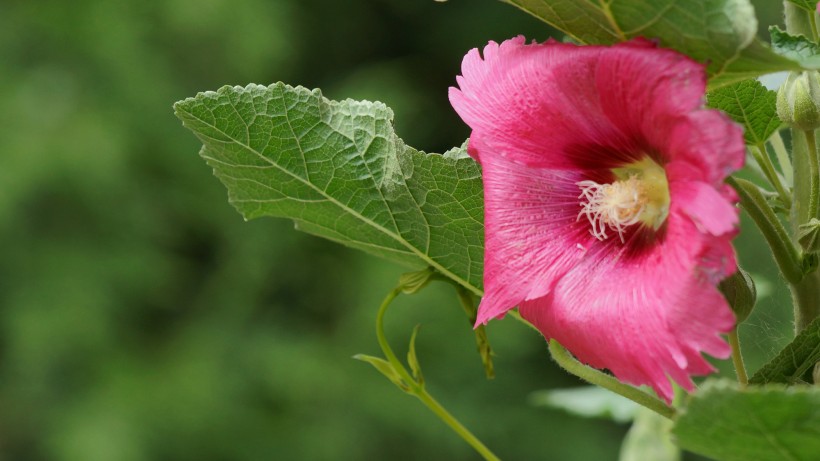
0, 0, 794, 459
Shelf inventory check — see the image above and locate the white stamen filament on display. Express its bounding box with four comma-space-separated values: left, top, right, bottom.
577, 175, 646, 243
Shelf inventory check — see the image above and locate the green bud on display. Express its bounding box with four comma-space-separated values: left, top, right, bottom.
719, 267, 756, 324
777, 71, 820, 131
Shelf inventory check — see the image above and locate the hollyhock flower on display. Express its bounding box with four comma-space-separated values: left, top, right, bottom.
449, 37, 744, 401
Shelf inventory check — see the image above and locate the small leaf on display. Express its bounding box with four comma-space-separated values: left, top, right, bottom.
672, 380, 820, 461
619, 408, 680, 461
407, 325, 424, 385
786, 0, 818, 12
770, 27, 820, 69
529, 386, 639, 423
503, 0, 801, 88
706, 79, 782, 145
749, 316, 820, 385
474, 324, 495, 379
353, 354, 409, 392
455, 287, 494, 378
174, 84, 484, 295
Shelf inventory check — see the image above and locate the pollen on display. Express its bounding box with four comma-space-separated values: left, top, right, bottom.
577, 158, 670, 243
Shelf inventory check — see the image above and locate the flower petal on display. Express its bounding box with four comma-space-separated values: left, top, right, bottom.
671, 179, 739, 237
476, 150, 594, 324
449, 38, 711, 170
518, 211, 735, 401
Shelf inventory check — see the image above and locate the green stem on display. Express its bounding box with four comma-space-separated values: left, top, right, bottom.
728, 177, 804, 283
770, 132, 793, 186
413, 391, 500, 461
810, 10, 820, 42
752, 143, 791, 207
374, 288, 500, 461
548, 340, 676, 420
791, 270, 820, 333
727, 328, 748, 387
803, 130, 820, 224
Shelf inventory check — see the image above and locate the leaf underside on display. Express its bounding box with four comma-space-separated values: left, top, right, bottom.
502, 0, 801, 89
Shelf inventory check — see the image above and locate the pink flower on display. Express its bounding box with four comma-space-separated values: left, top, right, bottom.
449, 37, 744, 401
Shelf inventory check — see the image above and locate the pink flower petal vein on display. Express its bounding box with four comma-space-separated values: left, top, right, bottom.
449, 36, 744, 401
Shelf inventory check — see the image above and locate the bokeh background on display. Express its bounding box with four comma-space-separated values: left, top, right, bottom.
0, 0, 794, 459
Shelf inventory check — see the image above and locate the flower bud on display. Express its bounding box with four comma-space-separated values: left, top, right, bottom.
777, 71, 820, 131
718, 267, 756, 324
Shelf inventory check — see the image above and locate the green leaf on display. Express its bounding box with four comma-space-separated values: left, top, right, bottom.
502, 0, 801, 88
407, 325, 423, 384
174, 84, 484, 294
673, 380, 820, 461
353, 354, 409, 392
706, 79, 781, 145
749, 316, 820, 385
619, 408, 680, 461
770, 26, 820, 68
786, 0, 818, 12
529, 386, 639, 423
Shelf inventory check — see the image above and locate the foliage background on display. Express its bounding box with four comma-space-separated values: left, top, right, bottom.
0, 0, 792, 459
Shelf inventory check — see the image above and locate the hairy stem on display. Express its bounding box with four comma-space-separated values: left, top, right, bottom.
791, 270, 820, 333
770, 132, 793, 186
727, 328, 748, 387
802, 130, 820, 225
548, 340, 676, 420
752, 143, 791, 207
728, 177, 804, 284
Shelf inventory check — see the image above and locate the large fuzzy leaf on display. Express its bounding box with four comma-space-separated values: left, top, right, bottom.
174, 83, 484, 294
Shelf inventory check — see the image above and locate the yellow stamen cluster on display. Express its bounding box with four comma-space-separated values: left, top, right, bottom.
576, 158, 670, 243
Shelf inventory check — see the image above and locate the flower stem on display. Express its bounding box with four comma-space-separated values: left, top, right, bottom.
547, 340, 676, 420
790, 270, 820, 333
802, 130, 820, 224
752, 143, 791, 207
373, 287, 500, 461
770, 132, 794, 186
727, 328, 748, 387
728, 176, 804, 284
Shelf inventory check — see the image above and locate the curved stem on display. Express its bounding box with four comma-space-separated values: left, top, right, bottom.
728, 176, 804, 284
375, 288, 415, 385
373, 287, 500, 461
548, 340, 676, 420
727, 328, 748, 387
